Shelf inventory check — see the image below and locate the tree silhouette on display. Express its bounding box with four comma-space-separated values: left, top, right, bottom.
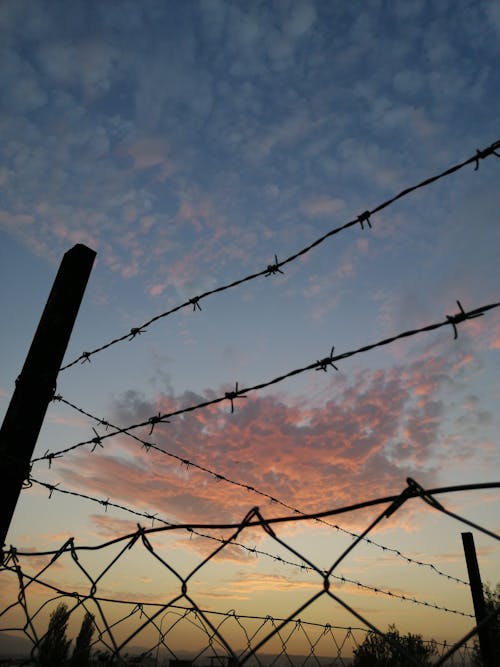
38, 602, 71, 667
69, 611, 95, 667
352, 625, 436, 666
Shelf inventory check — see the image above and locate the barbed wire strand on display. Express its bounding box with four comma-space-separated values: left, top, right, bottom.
59, 140, 500, 371
24, 477, 474, 617
30, 301, 500, 572
10, 481, 498, 554
28, 473, 471, 589
35, 301, 500, 470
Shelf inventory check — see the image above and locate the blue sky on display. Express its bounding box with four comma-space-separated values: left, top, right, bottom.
1, 0, 499, 657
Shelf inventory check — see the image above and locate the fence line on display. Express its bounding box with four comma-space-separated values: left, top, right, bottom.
59, 140, 500, 371
1, 481, 496, 665
4, 141, 500, 665
35, 300, 500, 469
28, 475, 472, 596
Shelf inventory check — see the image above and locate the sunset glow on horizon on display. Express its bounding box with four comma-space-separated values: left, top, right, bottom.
1, 1, 499, 663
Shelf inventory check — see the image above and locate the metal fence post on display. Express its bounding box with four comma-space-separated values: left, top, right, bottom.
0, 244, 96, 552
461, 531, 494, 667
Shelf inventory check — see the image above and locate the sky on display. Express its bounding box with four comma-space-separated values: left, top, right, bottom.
0, 0, 499, 661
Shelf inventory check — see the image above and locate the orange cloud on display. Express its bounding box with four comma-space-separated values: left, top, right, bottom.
200, 572, 318, 601
118, 136, 176, 181
51, 357, 458, 537
451, 354, 474, 373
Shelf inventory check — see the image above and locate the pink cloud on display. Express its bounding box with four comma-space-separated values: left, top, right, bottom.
0, 209, 34, 227
300, 196, 345, 218
149, 283, 166, 297
52, 358, 457, 535
451, 354, 474, 373
487, 316, 500, 349
200, 572, 318, 601
118, 136, 175, 177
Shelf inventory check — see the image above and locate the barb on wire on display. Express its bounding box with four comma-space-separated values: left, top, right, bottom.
90, 428, 103, 452
35, 300, 500, 467
189, 296, 202, 311
315, 346, 339, 372
42, 450, 63, 468
474, 140, 500, 169
265, 254, 284, 276
225, 381, 247, 413
357, 210, 372, 230
128, 327, 146, 340
59, 140, 500, 371
147, 412, 170, 435
446, 299, 484, 339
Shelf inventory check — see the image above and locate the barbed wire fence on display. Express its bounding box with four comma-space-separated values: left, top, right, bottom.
1, 141, 500, 665
59, 140, 500, 371
34, 300, 500, 467
1, 481, 497, 666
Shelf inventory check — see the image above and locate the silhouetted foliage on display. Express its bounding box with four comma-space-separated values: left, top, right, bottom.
95, 649, 112, 662
69, 611, 95, 667
38, 602, 71, 666
352, 624, 436, 666
472, 583, 500, 666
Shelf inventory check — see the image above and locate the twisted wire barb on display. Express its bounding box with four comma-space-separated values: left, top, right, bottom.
59, 140, 500, 371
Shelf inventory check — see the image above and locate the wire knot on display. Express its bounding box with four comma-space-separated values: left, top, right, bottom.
474, 140, 500, 170
147, 412, 170, 434
90, 428, 103, 452
1, 545, 19, 567
265, 254, 284, 277
406, 477, 444, 511
315, 346, 339, 372
46, 483, 60, 499
357, 210, 372, 230
225, 382, 247, 413
43, 450, 62, 468
129, 327, 146, 340
22, 464, 33, 489
189, 296, 202, 311
446, 300, 483, 339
